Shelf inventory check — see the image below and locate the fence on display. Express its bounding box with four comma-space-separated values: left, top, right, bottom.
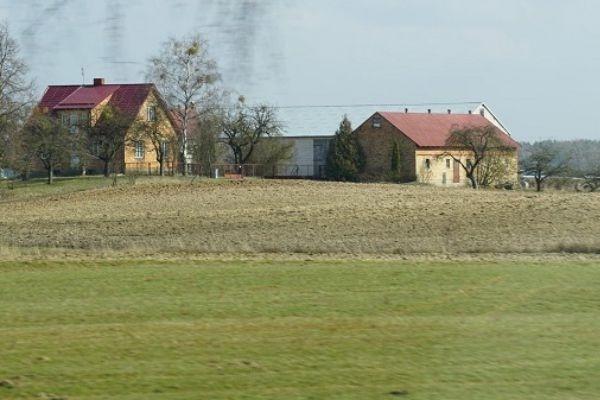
124, 162, 177, 176
122, 162, 323, 179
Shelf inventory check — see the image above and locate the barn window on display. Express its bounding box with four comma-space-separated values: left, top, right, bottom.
372, 115, 381, 128
425, 159, 431, 169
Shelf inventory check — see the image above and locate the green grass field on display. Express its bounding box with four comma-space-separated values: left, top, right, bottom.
1, 259, 599, 399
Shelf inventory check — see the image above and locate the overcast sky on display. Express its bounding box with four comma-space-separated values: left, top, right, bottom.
1, 0, 599, 142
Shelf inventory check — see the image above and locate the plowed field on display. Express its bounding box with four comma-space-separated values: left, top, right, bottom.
2, 178, 599, 258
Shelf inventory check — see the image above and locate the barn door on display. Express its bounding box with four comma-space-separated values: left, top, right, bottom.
453, 159, 460, 183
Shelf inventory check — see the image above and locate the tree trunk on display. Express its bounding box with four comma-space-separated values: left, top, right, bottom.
103, 160, 110, 177
467, 173, 478, 189
159, 157, 165, 177
535, 178, 542, 192
47, 163, 53, 185
180, 150, 187, 176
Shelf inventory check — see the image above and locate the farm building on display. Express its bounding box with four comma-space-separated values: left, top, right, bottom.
276, 102, 519, 184
34, 78, 179, 175
353, 108, 520, 185
270, 136, 331, 178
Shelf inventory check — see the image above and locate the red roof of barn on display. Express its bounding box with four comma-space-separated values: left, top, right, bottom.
377, 112, 520, 148
38, 81, 154, 117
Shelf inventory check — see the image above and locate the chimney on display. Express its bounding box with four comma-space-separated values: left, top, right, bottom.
427, 109, 431, 114
404, 108, 408, 113
447, 109, 451, 114
468, 110, 472, 114
480, 108, 485, 116
93, 78, 105, 86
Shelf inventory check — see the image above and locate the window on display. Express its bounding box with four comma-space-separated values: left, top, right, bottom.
134, 140, 145, 159
70, 112, 79, 126
147, 105, 156, 121
425, 158, 431, 170
372, 115, 381, 128
61, 113, 69, 126
446, 158, 451, 168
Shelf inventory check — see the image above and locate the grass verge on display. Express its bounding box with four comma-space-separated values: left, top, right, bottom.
1, 259, 599, 399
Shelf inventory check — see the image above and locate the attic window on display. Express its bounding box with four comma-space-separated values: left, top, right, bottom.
372, 116, 381, 128
147, 105, 156, 122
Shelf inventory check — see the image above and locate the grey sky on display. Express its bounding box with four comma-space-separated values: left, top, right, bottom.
1, 0, 599, 142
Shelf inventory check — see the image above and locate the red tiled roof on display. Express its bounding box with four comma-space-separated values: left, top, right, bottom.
38, 82, 154, 118
378, 112, 520, 148
54, 85, 120, 109
106, 84, 153, 116
38, 86, 80, 111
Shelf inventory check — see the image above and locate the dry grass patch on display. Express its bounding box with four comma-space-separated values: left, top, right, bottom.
1, 178, 600, 258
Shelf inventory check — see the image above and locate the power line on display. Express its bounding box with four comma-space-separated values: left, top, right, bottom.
275, 101, 483, 109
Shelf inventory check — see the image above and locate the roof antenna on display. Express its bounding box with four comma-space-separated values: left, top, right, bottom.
81, 67, 85, 86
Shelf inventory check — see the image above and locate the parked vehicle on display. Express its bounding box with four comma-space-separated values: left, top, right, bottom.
575, 176, 600, 192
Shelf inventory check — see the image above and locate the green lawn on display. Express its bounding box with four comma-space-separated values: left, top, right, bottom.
1, 260, 599, 399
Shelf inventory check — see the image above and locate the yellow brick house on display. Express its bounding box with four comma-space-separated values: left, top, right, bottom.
37, 78, 179, 175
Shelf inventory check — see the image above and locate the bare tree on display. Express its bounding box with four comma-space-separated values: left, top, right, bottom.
132, 113, 177, 177
190, 112, 225, 177
247, 133, 293, 175
87, 105, 131, 177
0, 22, 34, 169
444, 125, 510, 189
221, 96, 283, 165
522, 141, 570, 192
146, 34, 220, 175
22, 110, 80, 184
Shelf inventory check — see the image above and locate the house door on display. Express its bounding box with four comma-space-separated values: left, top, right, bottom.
453, 159, 460, 183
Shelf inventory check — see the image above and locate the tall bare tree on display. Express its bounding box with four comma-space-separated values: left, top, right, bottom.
221, 96, 283, 165
444, 125, 510, 189
0, 22, 34, 170
87, 105, 131, 177
146, 34, 220, 175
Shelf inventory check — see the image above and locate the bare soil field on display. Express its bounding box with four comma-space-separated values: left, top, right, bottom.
1, 178, 599, 258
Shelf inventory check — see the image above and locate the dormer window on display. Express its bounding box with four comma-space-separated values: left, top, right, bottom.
147, 105, 156, 122
372, 115, 381, 128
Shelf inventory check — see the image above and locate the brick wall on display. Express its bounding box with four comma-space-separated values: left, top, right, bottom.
355, 113, 416, 181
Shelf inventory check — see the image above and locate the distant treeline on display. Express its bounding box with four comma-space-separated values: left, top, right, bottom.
520, 139, 600, 176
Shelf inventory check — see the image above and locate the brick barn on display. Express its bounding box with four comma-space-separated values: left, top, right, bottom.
354, 109, 520, 186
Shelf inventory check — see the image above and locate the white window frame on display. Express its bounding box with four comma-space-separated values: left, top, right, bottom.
147, 105, 156, 122
134, 140, 145, 159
